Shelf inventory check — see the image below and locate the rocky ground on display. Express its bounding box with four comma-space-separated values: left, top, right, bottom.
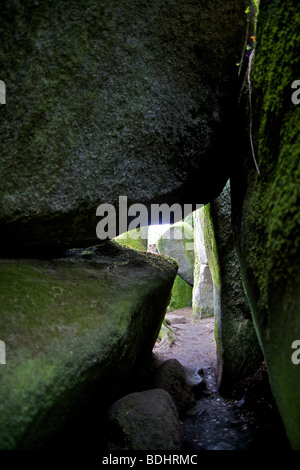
153, 308, 291, 451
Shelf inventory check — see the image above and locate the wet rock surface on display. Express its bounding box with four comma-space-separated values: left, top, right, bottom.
153, 308, 290, 450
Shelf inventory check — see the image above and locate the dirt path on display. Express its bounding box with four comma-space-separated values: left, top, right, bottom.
153, 307, 290, 450
154, 308, 216, 370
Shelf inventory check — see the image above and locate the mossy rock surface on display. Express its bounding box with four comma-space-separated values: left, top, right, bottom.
114, 227, 148, 252
167, 275, 193, 312
0, 0, 248, 250
231, 0, 300, 449
0, 242, 177, 449
203, 182, 262, 391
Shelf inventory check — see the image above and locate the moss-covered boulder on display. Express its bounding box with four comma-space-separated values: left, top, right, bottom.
0, 242, 177, 449
114, 227, 148, 252
231, 0, 300, 449
157, 222, 194, 286
0, 0, 249, 250
203, 182, 263, 392
167, 275, 193, 312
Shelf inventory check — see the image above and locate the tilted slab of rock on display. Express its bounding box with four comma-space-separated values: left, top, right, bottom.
0, 242, 177, 449
202, 182, 263, 392
0, 0, 248, 249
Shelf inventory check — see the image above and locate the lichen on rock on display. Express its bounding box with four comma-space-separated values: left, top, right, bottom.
231, 0, 300, 449
0, 242, 177, 449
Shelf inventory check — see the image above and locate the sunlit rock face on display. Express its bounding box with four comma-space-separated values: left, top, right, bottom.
157, 222, 195, 286
192, 207, 214, 318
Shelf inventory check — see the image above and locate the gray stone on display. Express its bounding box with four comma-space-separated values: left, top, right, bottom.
106, 389, 182, 450
192, 208, 214, 317
157, 222, 194, 286
194, 208, 207, 265
0, 0, 249, 250
184, 367, 206, 399
184, 213, 194, 228
193, 264, 214, 318
165, 314, 187, 325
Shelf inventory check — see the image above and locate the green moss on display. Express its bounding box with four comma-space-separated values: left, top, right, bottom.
232, 0, 300, 449
0, 244, 177, 449
193, 304, 214, 319
213, 307, 222, 357
246, 0, 300, 313
203, 204, 221, 287
167, 275, 193, 312
114, 228, 148, 252
242, 0, 300, 332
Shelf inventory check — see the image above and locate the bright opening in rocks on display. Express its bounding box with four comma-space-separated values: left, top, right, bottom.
114, 209, 216, 381
147, 223, 171, 253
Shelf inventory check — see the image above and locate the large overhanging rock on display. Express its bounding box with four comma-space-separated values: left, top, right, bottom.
0, 0, 248, 250
0, 242, 177, 449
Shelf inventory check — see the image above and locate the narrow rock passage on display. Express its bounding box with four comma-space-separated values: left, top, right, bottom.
153, 308, 290, 450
